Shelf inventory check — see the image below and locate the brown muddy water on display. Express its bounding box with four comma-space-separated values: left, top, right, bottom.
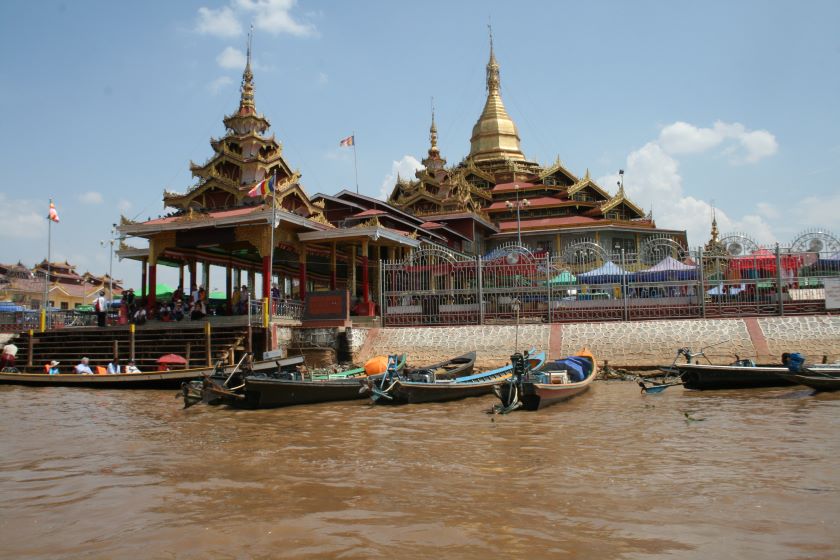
0, 382, 838, 559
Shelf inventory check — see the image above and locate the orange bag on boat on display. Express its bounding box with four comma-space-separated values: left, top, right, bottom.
95, 366, 108, 375
364, 355, 388, 375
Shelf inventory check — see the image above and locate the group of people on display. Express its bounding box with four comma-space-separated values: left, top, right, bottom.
229, 285, 252, 314
52, 357, 141, 375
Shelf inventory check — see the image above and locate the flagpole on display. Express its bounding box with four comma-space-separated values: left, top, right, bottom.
352, 131, 359, 194
268, 171, 277, 319
44, 200, 52, 327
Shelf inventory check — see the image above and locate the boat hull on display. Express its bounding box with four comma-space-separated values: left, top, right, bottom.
496, 376, 592, 410
773, 371, 840, 392
385, 377, 503, 404
676, 364, 798, 390
237, 377, 374, 408
0, 368, 210, 389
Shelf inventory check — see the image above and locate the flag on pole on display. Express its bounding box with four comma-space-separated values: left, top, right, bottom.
48, 200, 60, 223
247, 174, 277, 197
339, 135, 355, 147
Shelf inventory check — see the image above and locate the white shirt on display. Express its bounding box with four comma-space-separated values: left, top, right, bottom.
95, 296, 107, 312
126, 365, 141, 373
107, 363, 121, 374
2, 344, 17, 357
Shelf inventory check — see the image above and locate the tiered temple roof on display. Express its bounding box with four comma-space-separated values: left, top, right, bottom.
388, 30, 685, 251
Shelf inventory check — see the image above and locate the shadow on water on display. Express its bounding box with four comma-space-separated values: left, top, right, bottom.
0, 381, 838, 559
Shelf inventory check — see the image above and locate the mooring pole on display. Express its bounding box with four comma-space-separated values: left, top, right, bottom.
205, 321, 212, 367
129, 323, 135, 362
27, 329, 34, 368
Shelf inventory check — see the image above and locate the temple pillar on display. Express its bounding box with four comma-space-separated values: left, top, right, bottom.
225, 264, 232, 315
147, 264, 157, 314
299, 247, 308, 301
262, 255, 271, 299
188, 260, 197, 291
178, 263, 185, 292
248, 269, 256, 296
140, 258, 148, 299
375, 246, 382, 314
387, 247, 396, 261
554, 233, 561, 257
202, 262, 210, 291
350, 245, 357, 297
361, 239, 370, 304
330, 242, 337, 290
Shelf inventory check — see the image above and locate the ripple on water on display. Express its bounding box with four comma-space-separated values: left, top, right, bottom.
0, 383, 838, 559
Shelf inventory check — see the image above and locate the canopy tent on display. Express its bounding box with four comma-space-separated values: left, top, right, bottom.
707, 283, 746, 295
578, 261, 628, 284
727, 249, 801, 279
549, 270, 577, 285
814, 250, 840, 272
634, 256, 697, 282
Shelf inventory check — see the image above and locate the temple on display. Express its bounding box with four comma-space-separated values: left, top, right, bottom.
388, 31, 687, 257
117, 35, 427, 317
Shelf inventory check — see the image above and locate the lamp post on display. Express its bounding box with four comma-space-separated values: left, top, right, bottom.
506, 184, 530, 246
100, 224, 119, 305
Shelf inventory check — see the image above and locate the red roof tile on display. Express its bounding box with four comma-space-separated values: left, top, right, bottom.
144, 206, 263, 225
352, 209, 388, 218
487, 196, 566, 211
420, 221, 445, 229
498, 216, 599, 230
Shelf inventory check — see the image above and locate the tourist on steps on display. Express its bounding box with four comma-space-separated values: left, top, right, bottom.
94, 290, 107, 327
230, 286, 241, 315
75, 357, 93, 375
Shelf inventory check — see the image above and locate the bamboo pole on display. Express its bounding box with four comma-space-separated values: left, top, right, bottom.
129, 323, 135, 362
205, 321, 212, 367
185, 342, 191, 369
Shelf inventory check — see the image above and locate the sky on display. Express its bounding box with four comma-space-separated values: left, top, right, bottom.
1, 0, 838, 290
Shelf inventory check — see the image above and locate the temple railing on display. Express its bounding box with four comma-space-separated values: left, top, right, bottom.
380, 244, 840, 327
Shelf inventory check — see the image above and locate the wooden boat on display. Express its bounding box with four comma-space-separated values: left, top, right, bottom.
197, 355, 406, 409
673, 362, 800, 390
401, 351, 476, 381
773, 369, 840, 392
367, 350, 545, 405
0, 366, 213, 389
495, 349, 597, 412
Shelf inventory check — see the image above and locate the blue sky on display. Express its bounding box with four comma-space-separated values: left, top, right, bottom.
1, 0, 838, 290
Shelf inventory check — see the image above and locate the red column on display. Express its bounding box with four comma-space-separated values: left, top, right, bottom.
262, 255, 271, 300
361, 253, 369, 304
299, 248, 307, 301
330, 243, 337, 290
140, 258, 148, 299
147, 263, 157, 314
178, 264, 184, 292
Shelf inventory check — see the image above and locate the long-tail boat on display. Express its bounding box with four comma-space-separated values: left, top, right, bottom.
401, 351, 476, 381
366, 350, 545, 405
771, 352, 840, 392
0, 366, 213, 389
494, 349, 597, 412
191, 354, 406, 409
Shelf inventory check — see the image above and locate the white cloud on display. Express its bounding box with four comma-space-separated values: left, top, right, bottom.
0, 194, 46, 240
235, 0, 317, 37
379, 155, 422, 200
597, 120, 783, 247
656, 120, 778, 164
79, 191, 104, 205
317, 71, 328, 85
208, 75, 234, 93
196, 6, 242, 38
216, 46, 246, 69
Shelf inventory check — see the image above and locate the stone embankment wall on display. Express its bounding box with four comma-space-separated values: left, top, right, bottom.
355, 316, 840, 368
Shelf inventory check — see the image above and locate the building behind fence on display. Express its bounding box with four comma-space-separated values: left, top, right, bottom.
380, 234, 840, 327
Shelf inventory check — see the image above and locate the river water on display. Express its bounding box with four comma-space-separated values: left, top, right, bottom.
0, 382, 838, 559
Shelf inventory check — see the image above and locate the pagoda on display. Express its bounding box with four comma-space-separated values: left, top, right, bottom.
117, 35, 420, 315
389, 30, 687, 259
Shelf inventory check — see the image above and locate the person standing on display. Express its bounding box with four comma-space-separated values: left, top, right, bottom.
239, 285, 250, 315
94, 290, 107, 327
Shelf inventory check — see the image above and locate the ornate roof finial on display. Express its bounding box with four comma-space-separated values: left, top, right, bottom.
709, 203, 720, 243
584, 168, 590, 180
239, 24, 255, 114
429, 96, 439, 154
486, 21, 500, 94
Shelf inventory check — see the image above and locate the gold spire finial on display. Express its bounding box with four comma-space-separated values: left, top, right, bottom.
429, 96, 439, 154
239, 24, 255, 114
709, 203, 719, 243
486, 22, 500, 93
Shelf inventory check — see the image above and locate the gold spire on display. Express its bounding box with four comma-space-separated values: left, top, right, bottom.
468, 26, 525, 163
239, 25, 255, 115
709, 207, 720, 244
429, 97, 439, 156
